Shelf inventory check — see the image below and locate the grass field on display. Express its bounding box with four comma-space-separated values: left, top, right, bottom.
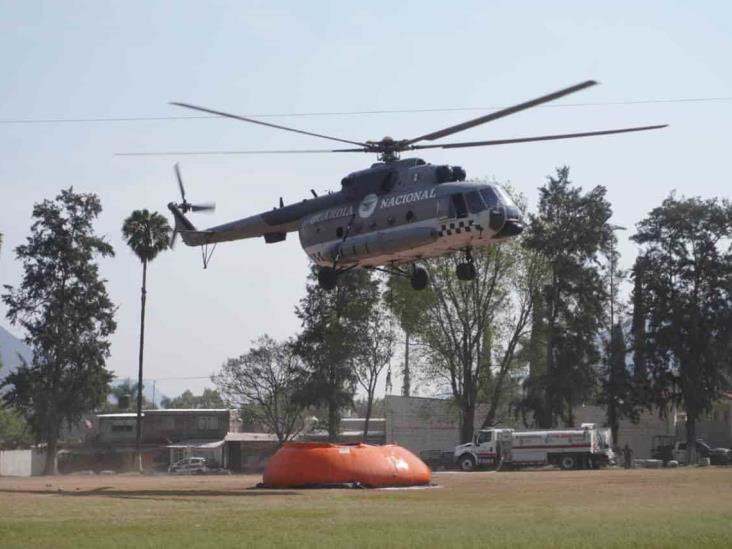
1, 468, 731, 548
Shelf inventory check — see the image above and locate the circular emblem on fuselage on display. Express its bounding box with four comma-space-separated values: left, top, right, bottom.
358, 193, 379, 219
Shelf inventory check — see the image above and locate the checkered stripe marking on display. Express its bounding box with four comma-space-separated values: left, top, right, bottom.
439, 219, 483, 237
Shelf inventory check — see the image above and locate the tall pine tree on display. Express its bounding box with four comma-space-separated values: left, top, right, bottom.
2, 188, 116, 474
523, 167, 612, 427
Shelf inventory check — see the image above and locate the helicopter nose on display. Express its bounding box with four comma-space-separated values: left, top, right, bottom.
495, 219, 524, 238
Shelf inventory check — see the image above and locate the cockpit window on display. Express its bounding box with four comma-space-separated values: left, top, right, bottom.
451, 193, 468, 218
494, 185, 516, 207
480, 187, 499, 208
465, 191, 485, 213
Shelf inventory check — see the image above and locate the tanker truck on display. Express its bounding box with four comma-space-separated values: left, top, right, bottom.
454, 423, 615, 471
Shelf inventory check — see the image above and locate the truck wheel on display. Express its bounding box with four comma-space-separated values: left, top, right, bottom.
458, 454, 476, 472
559, 455, 577, 470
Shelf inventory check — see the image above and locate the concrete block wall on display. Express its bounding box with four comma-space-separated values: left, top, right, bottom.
572, 405, 676, 458
385, 395, 678, 459
384, 395, 490, 456
0, 449, 47, 476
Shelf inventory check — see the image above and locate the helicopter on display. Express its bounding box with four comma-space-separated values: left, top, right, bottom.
153, 80, 666, 290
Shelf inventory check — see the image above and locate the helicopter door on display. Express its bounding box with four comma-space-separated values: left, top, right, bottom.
450, 193, 468, 219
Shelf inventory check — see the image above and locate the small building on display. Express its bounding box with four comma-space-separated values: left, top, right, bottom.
224, 432, 280, 472
59, 408, 239, 473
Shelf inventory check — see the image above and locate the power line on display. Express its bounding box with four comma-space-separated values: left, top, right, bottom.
1, 96, 730, 125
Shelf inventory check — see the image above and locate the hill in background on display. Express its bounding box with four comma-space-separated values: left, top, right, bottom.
0, 325, 31, 376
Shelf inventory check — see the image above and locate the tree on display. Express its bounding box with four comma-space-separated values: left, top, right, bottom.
631, 195, 732, 463
121, 209, 171, 472
107, 380, 150, 411
412, 240, 539, 443
597, 230, 643, 446
162, 388, 225, 409
293, 267, 380, 440
384, 274, 431, 396
213, 336, 304, 443
2, 188, 116, 474
523, 167, 613, 427
598, 322, 640, 445
352, 305, 395, 438
479, 244, 547, 429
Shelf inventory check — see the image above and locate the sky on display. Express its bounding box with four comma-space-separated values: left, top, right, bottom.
1, 0, 730, 401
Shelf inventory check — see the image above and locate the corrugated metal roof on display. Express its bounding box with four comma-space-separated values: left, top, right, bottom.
152, 409, 232, 413
166, 439, 225, 449
224, 432, 280, 443
96, 409, 233, 418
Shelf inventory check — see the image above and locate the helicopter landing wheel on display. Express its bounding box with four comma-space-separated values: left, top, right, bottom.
456, 262, 477, 281
410, 267, 429, 291
317, 267, 338, 291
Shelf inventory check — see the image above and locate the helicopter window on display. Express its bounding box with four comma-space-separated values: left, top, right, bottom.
465, 191, 485, 213
480, 187, 499, 208
406, 210, 415, 222
494, 185, 517, 207
451, 193, 468, 218
437, 196, 451, 218
336, 227, 344, 238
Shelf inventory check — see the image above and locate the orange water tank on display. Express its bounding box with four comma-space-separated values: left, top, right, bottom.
262, 442, 431, 488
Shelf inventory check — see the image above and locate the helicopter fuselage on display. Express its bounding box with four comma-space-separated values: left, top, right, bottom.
168, 158, 523, 270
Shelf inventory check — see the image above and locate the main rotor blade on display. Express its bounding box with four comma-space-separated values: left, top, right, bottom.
174, 163, 186, 201
116, 148, 367, 156
409, 125, 668, 151
403, 80, 598, 146
170, 102, 370, 148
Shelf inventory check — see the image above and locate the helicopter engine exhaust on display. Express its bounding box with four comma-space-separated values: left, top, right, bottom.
327, 226, 438, 262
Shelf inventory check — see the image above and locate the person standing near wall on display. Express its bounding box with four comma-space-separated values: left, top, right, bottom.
623, 444, 634, 469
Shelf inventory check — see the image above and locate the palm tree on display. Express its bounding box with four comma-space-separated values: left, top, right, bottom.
122, 210, 171, 472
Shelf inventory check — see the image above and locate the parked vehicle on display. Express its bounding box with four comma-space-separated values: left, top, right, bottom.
650, 435, 676, 463
454, 423, 615, 471
168, 456, 208, 474
651, 436, 731, 465
695, 439, 732, 465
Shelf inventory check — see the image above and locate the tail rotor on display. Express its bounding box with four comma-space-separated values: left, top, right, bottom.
170, 163, 215, 248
